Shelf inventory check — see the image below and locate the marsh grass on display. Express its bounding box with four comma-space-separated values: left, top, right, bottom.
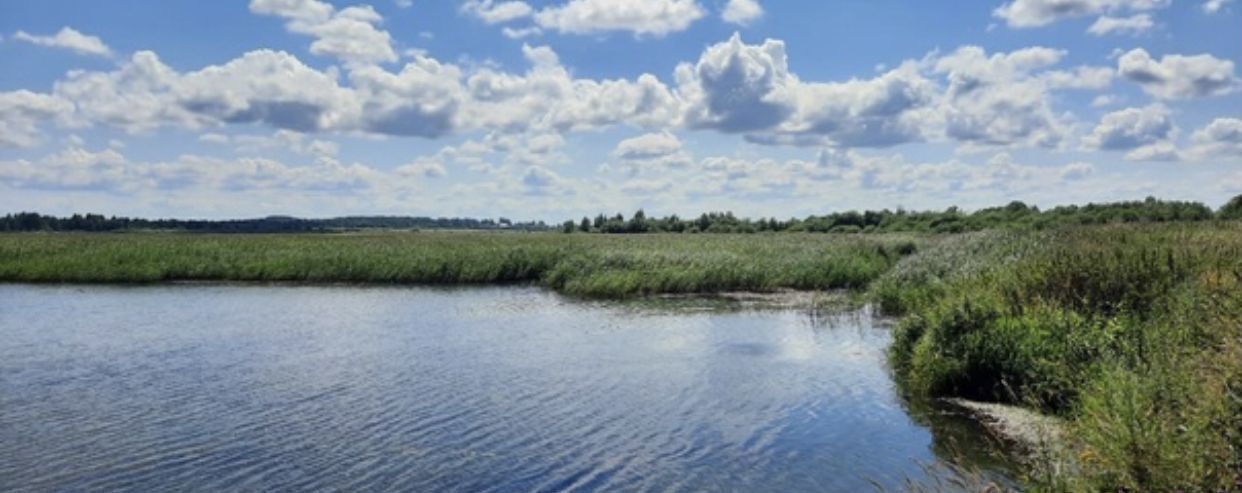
885, 223, 1242, 491
0, 231, 925, 297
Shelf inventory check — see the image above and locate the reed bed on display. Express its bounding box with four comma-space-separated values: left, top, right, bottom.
884, 223, 1242, 491
0, 231, 924, 297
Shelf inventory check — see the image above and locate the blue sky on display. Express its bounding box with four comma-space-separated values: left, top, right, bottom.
0, 0, 1238, 220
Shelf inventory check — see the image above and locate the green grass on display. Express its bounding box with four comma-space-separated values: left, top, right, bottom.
0, 231, 924, 297
883, 223, 1242, 491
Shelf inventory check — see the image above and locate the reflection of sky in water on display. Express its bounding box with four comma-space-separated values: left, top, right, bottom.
0, 285, 1006, 492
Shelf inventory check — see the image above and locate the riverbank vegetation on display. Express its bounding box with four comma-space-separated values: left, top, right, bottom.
882, 224, 1242, 491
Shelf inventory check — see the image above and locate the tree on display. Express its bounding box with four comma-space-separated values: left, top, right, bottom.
1220, 194, 1242, 220
578, 217, 591, 232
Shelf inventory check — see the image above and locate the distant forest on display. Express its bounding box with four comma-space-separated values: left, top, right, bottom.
560, 195, 1242, 234
5, 194, 1242, 234
0, 214, 549, 233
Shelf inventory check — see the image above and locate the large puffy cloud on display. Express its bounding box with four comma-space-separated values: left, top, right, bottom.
53, 51, 194, 132
462, 44, 680, 133
676, 34, 795, 133
933, 46, 1110, 148
13, 27, 113, 57
6, 32, 1135, 156
179, 50, 359, 132
534, 0, 706, 36
24, 43, 679, 141
1084, 104, 1178, 160
0, 90, 75, 148
993, 0, 1169, 28
350, 56, 464, 137
676, 34, 937, 148
1118, 49, 1237, 99
1187, 118, 1242, 159
249, 0, 396, 65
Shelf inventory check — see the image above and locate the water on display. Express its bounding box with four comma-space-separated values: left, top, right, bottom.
0, 285, 1012, 492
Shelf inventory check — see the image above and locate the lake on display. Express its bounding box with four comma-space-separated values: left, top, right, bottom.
0, 285, 1012, 492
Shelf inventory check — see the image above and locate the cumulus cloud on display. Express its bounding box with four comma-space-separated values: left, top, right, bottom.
24, 41, 680, 141
612, 131, 692, 170
613, 132, 682, 160
1118, 48, 1237, 99
0, 90, 74, 148
0, 145, 381, 193
13, 27, 113, 57
461, 0, 534, 24
993, 0, 1169, 28
4, 31, 1161, 160
676, 34, 939, 148
534, 0, 706, 36
934, 46, 1091, 148
1060, 162, 1095, 181
722, 0, 763, 25
180, 49, 359, 132
1203, 0, 1235, 13
1087, 14, 1154, 36
1187, 118, 1242, 159
676, 34, 794, 133
1084, 104, 1176, 158
395, 156, 449, 178
249, 0, 397, 65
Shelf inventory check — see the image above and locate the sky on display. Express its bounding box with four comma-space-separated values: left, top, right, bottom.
0, 0, 1239, 221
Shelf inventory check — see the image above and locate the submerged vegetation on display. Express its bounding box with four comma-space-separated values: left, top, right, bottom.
4, 196, 1242, 491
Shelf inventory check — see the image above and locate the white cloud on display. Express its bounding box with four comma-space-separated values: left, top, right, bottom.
993, 0, 1169, 28
1087, 14, 1154, 36
1060, 162, 1095, 181
1187, 118, 1242, 159
613, 132, 682, 160
0, 90, 74, 148
1084, 104, 1175, 153
395, 157, 449, 178
461, 0, 534, 24
722, 0, 763, 26
0, 144, 381, 193
249, 0, 397, 65
674, 34, 938, 148
933, 46, 1082, 148
502, 26, 543, 38
534, 0, 706, 36
611, 131, 692, 171
1203, 0, 1235, 13
1118, 48, 1237, 99
13, 27, 113, 57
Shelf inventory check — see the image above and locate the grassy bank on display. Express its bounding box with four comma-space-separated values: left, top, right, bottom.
881, 224, 1242, 491
0, 231, 922, 297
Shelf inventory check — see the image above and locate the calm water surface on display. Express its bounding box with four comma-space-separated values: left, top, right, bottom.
0, 285, 1011, 492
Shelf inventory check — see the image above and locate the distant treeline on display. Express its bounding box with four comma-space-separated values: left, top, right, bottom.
0, 213, 549, 233
562, 195, 1242, 234
7, 195, 1242, 234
